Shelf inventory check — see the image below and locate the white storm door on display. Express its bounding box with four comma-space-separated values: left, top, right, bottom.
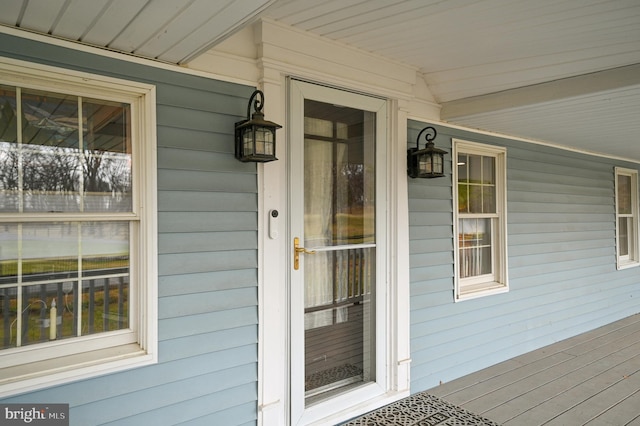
288, 79, 388, 425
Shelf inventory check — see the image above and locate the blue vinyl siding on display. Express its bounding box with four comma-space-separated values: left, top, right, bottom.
408, 120, 640, 393
4, 29, 640, 425
0, 33, 258, 425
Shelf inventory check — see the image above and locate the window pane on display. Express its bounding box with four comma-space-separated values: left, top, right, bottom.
86, 277, 129, 333
459, 218, 492, 247
0, 222, 130, 348
0, 86, 18, 212
460, 152, 497, 214
0, 224, 18, 285
0, 89, 133, 213
0, 282, 77, 349
468, 185, 483, 213
0, 286, 18, 349
22, 145, 82, 212
618, 174, 631, 215
0, 142, 19, 212
457, 154, 468, 182
468, 154, 482, 183
82, 222, 129, 276
17, 285, 52, 347
81, 222, 130, 333
459, 218, 492, 278
483, 186, 496, 213
83, 100, 132, 212
22, 89, 78, 148
458, 183, 469, 213
22, 223, 79, 283
459, 245, 492, 279
21, 282, 77, 346
21, 89, 81, 212
619, 217, 630, 257
0, 85, 17, 143
482, 156, 495, 184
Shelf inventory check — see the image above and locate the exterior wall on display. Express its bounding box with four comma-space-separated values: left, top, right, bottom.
0, 33, 259, 425
3, 24, 640, 426
408, 120, 640, 392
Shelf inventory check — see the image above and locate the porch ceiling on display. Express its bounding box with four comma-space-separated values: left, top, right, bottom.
2, 0, 639, 161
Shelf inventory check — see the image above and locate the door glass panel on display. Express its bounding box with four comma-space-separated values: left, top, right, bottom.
303, 99, 376, 403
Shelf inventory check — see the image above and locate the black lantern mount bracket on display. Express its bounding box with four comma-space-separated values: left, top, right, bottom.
234, 89, 282, 163
407, 126, 448, 179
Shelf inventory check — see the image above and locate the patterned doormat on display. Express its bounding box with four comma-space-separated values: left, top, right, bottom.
340, 392, 500, 426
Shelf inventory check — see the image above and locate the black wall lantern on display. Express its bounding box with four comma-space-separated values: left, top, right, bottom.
407, 126, 447, 178
235, 89, 282, 162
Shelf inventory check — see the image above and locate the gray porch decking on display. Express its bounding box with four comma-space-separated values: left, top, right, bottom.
427, 313, 640, 425
343, 313, 640, 425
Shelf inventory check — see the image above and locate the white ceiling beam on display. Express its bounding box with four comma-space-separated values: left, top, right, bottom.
440, 63, 640, 120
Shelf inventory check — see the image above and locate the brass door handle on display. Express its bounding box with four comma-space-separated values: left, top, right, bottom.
294, 237, 316, 270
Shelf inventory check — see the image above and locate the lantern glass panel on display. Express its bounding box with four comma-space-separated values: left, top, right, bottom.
418, 153, 431, 174
242, 127, 254, 156
255, 127, 275, 156
433, 153, 443, 174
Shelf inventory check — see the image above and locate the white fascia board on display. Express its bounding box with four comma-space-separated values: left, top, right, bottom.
441, 63, 640, 120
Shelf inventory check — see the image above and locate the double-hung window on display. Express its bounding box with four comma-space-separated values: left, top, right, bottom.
453, 140, 507, 300
0, 58, 157, 396
615, 168, 639, 269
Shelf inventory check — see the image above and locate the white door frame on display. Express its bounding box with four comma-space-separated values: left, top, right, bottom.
288, 79, 390, 425
258, 72, 411, 426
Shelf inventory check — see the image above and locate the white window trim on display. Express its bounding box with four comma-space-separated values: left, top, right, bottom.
453, 139, 508, 301
615, 167, 640, 270
0, 57, 158, 397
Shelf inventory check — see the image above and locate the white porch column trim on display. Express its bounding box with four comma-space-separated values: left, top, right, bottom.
257, 66, 288, 426
393, 99, 412, 393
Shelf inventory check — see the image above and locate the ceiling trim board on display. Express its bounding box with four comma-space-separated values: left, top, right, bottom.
440, 63, 640, 120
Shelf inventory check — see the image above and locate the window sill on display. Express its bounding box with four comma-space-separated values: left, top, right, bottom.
456, 282, 508, 302
617, 260, 640, 271
0, 343, 155, 398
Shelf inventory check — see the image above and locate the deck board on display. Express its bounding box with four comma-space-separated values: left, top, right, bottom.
426, 314, 640, 425
541, 368, 640, 425
586, 387, 640, 425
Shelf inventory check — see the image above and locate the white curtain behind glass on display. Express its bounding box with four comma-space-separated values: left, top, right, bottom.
304, 137, 347, 328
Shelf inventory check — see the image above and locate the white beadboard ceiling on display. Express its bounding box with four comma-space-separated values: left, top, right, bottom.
2, 0, 639, 161
0, 0, 276, 64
